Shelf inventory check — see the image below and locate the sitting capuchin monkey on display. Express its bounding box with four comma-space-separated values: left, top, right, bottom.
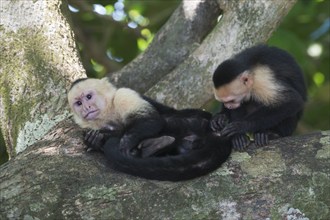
67, 78, 232, 181
211, 44, 307, 151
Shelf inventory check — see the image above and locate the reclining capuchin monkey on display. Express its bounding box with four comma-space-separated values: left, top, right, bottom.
211, 44, 307, 150
67, 78, 231, 181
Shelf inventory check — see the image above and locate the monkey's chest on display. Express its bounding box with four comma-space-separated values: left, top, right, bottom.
104, 111, 126, 130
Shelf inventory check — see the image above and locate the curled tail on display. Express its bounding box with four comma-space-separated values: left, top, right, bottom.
103, 135, 232, 181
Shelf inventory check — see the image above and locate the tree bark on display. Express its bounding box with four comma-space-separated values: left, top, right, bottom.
109, 0, 221, 94
145, 0, 298, 109
1, 127, 329, 219
0, 0, 85, 157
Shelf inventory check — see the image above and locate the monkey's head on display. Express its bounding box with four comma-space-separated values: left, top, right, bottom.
68, 77, 117, 129
213, 60, 254, 109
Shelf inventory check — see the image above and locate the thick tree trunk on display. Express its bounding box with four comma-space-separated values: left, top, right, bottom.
1, 127, 329, 219
145, 0, 298, 109
109, 0, 221, 94
0, 0, 85, 157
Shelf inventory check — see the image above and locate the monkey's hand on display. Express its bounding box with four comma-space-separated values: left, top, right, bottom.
84, 130, 107, 152
219, 121, 250, 137
84, 128, 118, 152
210, 113, 229, 132
232, 134, 250, 151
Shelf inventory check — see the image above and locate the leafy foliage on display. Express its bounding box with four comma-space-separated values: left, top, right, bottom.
67, 0, 180, 76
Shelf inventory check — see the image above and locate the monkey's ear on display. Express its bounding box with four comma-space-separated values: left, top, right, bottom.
240, 71, 253, 88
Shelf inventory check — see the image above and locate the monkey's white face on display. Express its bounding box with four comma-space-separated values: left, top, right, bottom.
71, 89, 106, 120
67, 78, 118, 129
214, 88, 246, 109
214, 71, 253, 109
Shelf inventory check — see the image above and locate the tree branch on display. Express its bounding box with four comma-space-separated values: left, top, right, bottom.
109, 0, 221, 93
145, 0, 297, 109
1, 124, 328, 219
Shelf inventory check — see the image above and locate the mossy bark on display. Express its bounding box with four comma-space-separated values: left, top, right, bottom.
145, 0, 297, 109
109, 0, 221, 94
0, 123, 328, 219
0, 0, 85, 157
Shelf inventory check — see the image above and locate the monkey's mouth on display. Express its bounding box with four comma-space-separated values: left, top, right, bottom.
224, 103, 240, 109
84, 110, 100, 120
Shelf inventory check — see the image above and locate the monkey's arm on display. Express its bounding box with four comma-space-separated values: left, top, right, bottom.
84, 125, 123, 151
220, 91, 304, 137
211, 110, 251, 151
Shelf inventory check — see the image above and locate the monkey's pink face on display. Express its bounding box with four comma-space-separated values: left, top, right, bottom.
213, 73, 253, 109
70, 89, 106, 120
214, 89, 246, 109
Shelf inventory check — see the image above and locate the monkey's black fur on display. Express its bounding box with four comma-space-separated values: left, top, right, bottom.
83, 93, 232, 181
212, 45, 307, 149
69, 78, 88, 90
213, 45, 306, 96
104, 133, 231, 181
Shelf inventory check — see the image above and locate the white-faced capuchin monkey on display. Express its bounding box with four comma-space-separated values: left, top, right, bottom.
211, 44, 307, 151
68, 78, 231, 181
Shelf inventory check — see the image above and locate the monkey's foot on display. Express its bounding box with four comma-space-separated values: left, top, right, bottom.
232, 134, 250, 151
138, 136, 176, 158
254, 132, 280, 147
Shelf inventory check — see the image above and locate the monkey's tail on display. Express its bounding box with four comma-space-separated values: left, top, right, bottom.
103, 135, 232, 181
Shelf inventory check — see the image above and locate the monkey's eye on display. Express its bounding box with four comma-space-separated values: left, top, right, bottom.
86, 94, 92, 100
75, 101, 82, 106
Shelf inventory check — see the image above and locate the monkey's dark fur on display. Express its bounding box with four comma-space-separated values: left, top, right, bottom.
212, 45, 307, 150
68, 78, 231, 181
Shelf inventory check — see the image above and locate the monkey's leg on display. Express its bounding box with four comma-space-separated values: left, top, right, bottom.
138, 134, 204, 157
176, 134, 203, 154
120, 117, 164, 156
